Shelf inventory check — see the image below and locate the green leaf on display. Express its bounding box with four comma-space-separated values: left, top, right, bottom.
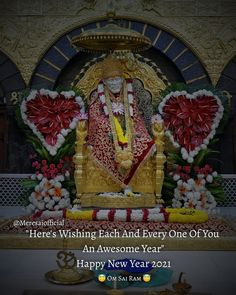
20, 179, 38, 189
163, 181, 176, 190
167, 153, 186, 165
193, 148, 219, 167
206, 184, 226, 202
63, 180, 75, 187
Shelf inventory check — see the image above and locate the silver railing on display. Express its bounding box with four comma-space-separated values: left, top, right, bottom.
0, 174, 236, 207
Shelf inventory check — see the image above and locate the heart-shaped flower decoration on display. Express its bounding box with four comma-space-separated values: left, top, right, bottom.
21, 89, 86, 155
158, 90, 224, 163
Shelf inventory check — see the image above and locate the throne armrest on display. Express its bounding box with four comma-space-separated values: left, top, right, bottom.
73, 120, 88, 205
152, 121, 166, 204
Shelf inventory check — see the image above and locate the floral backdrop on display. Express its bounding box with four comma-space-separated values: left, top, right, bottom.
15, 83, 229, 217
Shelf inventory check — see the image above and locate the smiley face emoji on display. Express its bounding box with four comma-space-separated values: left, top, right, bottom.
98, 274, 106, 282
143, 274, 151, 282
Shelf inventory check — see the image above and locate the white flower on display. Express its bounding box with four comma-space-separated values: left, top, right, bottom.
173, 142, 180, 148
187, 178, 195, 186
61, 129, 69, 136
197, 174, 204, 179
128, 94, 133, 103
61, 91, 74, 98
177, 180, 183, 186
97, 210, 109, 220
75, 96, 83, 103
158, 102, 165, 113
151, 114, 163, 124
187, 156, 194, 163
55, 175, 65, 182
131, 210, 143, 221
172, 199, 182, 208
212, 171, 218, 177
26, 204, 35, 214
111, 102, 124, 115
193, 191, 201, 200
206, 175, 213, 183
69, 121, 76, 129
61, 188, 69, 197
130, 107, 134, 117
165, 130, 171, 137
53, 196, 60, 202
44, 196, 51, 203
59, 199, 66, 208
189, 151, 196, 157
54, 205, 60, 211
186, 94, 192, 99
36, 173, 43, 181
65, 198, 71, 207
78, 112, 88, 121
127, 83, 133, 92
124, 188, 132, 196
114, 210, 126, 221
54, 182, 62, 188
48, 91, 58, 99
148, 208, 161, 214
39, 89, 48, 96
99, 94, 106, 104
98, 83, 104, 93
148, 214, 164, 222
182, 153, 188, 160
27, 90, 37, 101
104, 106, 108, 115
37, 202, 45, 210
173, 174, 180, 181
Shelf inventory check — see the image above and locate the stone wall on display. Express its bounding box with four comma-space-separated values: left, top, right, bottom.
0, 0, 235, 85
0, 0, 235, 173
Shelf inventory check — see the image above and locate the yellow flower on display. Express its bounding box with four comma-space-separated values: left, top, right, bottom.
166, 208, 208, 223
127, 191, 134, 197
114, 116, 128, 144
66, 209, 93, 220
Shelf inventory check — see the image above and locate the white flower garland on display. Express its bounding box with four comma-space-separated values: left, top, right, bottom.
97, 192, 141, 198
95, 208, 165, 222
97, 81, 134, 118
21, 89, 85, 156
37, 208, 165, 222
158, 90, 224, 163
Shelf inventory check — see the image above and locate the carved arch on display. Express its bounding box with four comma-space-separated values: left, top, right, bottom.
30, 19, 210, 89
0, 51, 25, 103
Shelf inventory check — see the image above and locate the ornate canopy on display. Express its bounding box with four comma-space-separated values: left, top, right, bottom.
71, 20, 151, 52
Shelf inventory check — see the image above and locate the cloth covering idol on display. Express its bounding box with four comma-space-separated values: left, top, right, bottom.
87, 80, 155, 187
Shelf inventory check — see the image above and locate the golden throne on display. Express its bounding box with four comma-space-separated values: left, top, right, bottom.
73, 56, 167, 208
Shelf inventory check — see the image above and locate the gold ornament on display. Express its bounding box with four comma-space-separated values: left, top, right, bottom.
74, 53, 166, 101
45, 250, 94, 285
71, 18, 151, 52
101, 54, 123, 78
116, 147, 133, 174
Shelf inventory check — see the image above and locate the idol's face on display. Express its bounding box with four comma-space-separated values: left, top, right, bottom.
103, 77, 123, 94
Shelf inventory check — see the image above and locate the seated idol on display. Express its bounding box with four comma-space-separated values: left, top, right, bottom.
87, 56, 155, 192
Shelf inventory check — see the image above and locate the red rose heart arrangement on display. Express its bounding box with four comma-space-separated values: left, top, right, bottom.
21, 89, 86, 155
158, 90, 224, 162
